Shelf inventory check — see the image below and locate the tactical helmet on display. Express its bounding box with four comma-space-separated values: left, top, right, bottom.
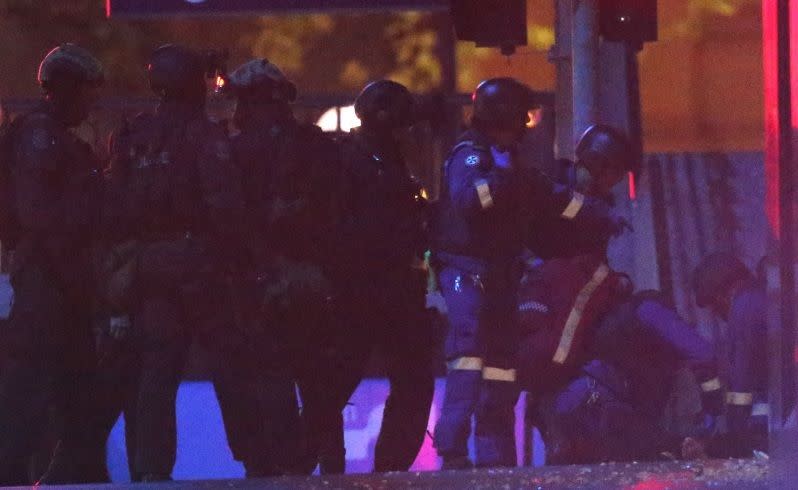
38, 43, 104, 91
226, 58, 297, 102
147, 44, 205, 98
693, 252, 753, 308
471, 78, 538, 130
576, 124, 633, 177
354, 80, 415, 129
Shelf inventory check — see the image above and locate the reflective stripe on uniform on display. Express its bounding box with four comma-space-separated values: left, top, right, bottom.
726, 392, 754, 406
561, 192, 585, 219
474, 179, 494, 209
482, 366, 517, 382
700, 377, 722, 392
751, 403, 770, 417
553, 264, 611, 364
447, 356, 484, 371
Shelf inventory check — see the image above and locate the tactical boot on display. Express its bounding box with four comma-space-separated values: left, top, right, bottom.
441, 455, 473, 470
140, 473, 172, 482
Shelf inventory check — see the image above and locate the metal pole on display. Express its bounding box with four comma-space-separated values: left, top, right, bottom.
571, 0, 600, 149
775, 0, 796, 427
764, 0, 798, 478
550, 0, 573, 161
432, 12, 459, 200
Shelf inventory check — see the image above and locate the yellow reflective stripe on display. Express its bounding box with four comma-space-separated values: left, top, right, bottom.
726, 392, 754, 406
447, 356, 484, 371
553, 264, 611, 364
751, 403, 770, 417
700, 377, 722, 392
483, 367, 517, 382
475, 179, 494, 209
561, 192, 585, 219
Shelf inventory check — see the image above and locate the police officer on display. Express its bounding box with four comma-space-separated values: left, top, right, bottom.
107, 44, 244, 481
333, 80, 435, 472
693, 252, 768, 457
524, 285, 722, 464
0, 44, 105, 485
525, 123, 632, 259
433, 78, 625, 469
221, 58, 346, 476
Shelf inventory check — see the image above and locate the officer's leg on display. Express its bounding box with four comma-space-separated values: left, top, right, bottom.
434, 267, 484, 469
375, 277, 435, 472
133, 296, 186, 480
474, 284, 519, 468
297, 296, 372, 474
0, 267, 63, 485
43, 305, 126, 485
0, 358, 50, 485
317, 412, 346, 474
213, 359, 266, 476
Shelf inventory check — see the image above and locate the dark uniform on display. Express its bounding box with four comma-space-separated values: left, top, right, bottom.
694, 253, 768, 457
331, 80, 435, 473
433, 78, 625, 469
108, 44, 244, 481
218, 58, 344, 476
527, 289, 720, 464
0, 44, 106, 485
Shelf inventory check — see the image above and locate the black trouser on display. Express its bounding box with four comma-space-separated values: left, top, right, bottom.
213, 355, 303, 477
131, 237, 229, 478
0, 264, 103, 485
211, 269, 309, 477
328, 268, 436, 473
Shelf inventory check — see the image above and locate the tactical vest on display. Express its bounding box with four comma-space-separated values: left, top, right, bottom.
433, 131, 528, 263
110, 112, 209, 236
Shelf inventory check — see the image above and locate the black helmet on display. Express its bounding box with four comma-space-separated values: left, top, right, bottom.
38, 43, 104, 92
576, 124, 633, 176
354, 80, 415, 129
693, 252, 753, 308
226, 58, 297, 102
472, 77, 538, 130
147, 44, 205, 98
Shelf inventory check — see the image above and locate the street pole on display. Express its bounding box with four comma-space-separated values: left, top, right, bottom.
551, 0, 573, 161
571, 0, 600, 148
763, 0, 797, 479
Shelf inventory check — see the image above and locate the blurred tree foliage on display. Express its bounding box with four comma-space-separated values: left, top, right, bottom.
0, 0, 451, 97
245, 11, 445, 94
660, 0, 760, 40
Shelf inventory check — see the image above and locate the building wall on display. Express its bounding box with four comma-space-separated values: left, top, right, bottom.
458, 0, 764, 153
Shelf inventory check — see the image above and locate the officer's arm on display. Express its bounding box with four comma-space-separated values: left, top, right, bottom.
447, 147, 511, 216
525, 169, 623, 243
11, 118, 66, 232
635, 299, 724, 416
635, 300, 715, 366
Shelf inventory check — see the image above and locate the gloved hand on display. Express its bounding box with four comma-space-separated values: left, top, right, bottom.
109, 314, 132, 340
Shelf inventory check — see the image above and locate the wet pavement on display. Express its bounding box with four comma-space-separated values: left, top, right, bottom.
16, 458, 776, 490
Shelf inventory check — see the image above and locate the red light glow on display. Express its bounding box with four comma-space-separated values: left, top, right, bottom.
762, 0, 780, 237
627, 171, 637, 201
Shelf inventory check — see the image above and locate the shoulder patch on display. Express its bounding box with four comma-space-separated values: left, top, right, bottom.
465, 154, 480, 166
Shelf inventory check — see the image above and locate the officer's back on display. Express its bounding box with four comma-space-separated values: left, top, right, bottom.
338, 127, 425, 277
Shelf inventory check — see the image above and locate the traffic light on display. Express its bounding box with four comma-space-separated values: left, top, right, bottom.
450, 0, 527, 55
599, 0, 657, 44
